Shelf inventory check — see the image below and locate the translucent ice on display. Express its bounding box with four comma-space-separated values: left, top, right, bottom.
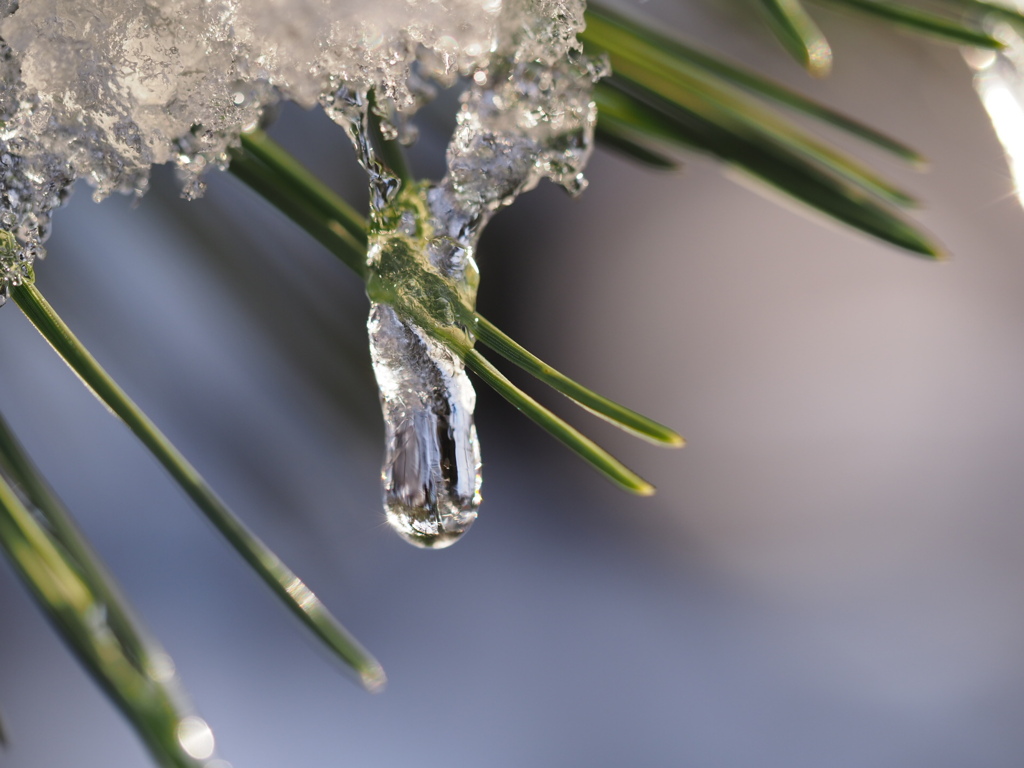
346, 2, 604, 547
369, 302, 482, 547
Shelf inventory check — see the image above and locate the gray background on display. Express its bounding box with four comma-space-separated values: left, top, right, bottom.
3, 1, 1024, 766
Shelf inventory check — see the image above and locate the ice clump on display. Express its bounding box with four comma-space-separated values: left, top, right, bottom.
0, 0, 603, 546
0, 0, 528, 301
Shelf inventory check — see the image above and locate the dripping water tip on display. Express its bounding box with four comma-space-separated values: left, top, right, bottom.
397, 527, 471, 549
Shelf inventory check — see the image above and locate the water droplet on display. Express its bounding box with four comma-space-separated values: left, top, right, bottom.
145, 651, 177, 683
176, 716, 215, 760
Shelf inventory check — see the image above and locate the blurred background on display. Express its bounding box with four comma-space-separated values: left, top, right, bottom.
3, 1, 1024, 766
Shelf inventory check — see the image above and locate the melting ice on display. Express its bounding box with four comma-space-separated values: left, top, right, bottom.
331, 5, 603, 546
0, 0, 603, 546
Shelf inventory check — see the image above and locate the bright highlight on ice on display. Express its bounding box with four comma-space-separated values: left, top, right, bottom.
968, 11, 1024, 210
0, 0, 603, 547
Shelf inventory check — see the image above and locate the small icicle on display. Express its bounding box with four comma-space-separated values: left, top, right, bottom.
363, 181, 484, 549
325, 88, 484, 548
326, 0, 604, 548
369, 303, 481, 548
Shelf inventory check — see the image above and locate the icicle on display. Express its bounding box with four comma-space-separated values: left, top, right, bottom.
331, 13, 604, 546
369, 303, 482, 547
363, 179, 484, 549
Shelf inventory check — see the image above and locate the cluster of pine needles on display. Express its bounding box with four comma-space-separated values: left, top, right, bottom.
1, 2, 1019, 765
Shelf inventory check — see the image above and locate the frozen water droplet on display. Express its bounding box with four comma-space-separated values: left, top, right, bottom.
364, 184, 483, 548
372, 306, 482, 549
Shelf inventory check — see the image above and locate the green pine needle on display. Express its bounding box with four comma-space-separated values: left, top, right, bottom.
758, 0, 834, 75
815, 0, 1004, 48
0, 410, 158, 663
595, 118, 682, 169
594, 81, 943, 258
470, 313, 684, 447
956, 0, 1024, 30
0, 411, 208, 768
582, 4, 942, 255
585, 4, 924, 164
10, 281, 386, 694
238, 129, 368, 245
585, 40, 919, 207
461, 349, 656, 495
